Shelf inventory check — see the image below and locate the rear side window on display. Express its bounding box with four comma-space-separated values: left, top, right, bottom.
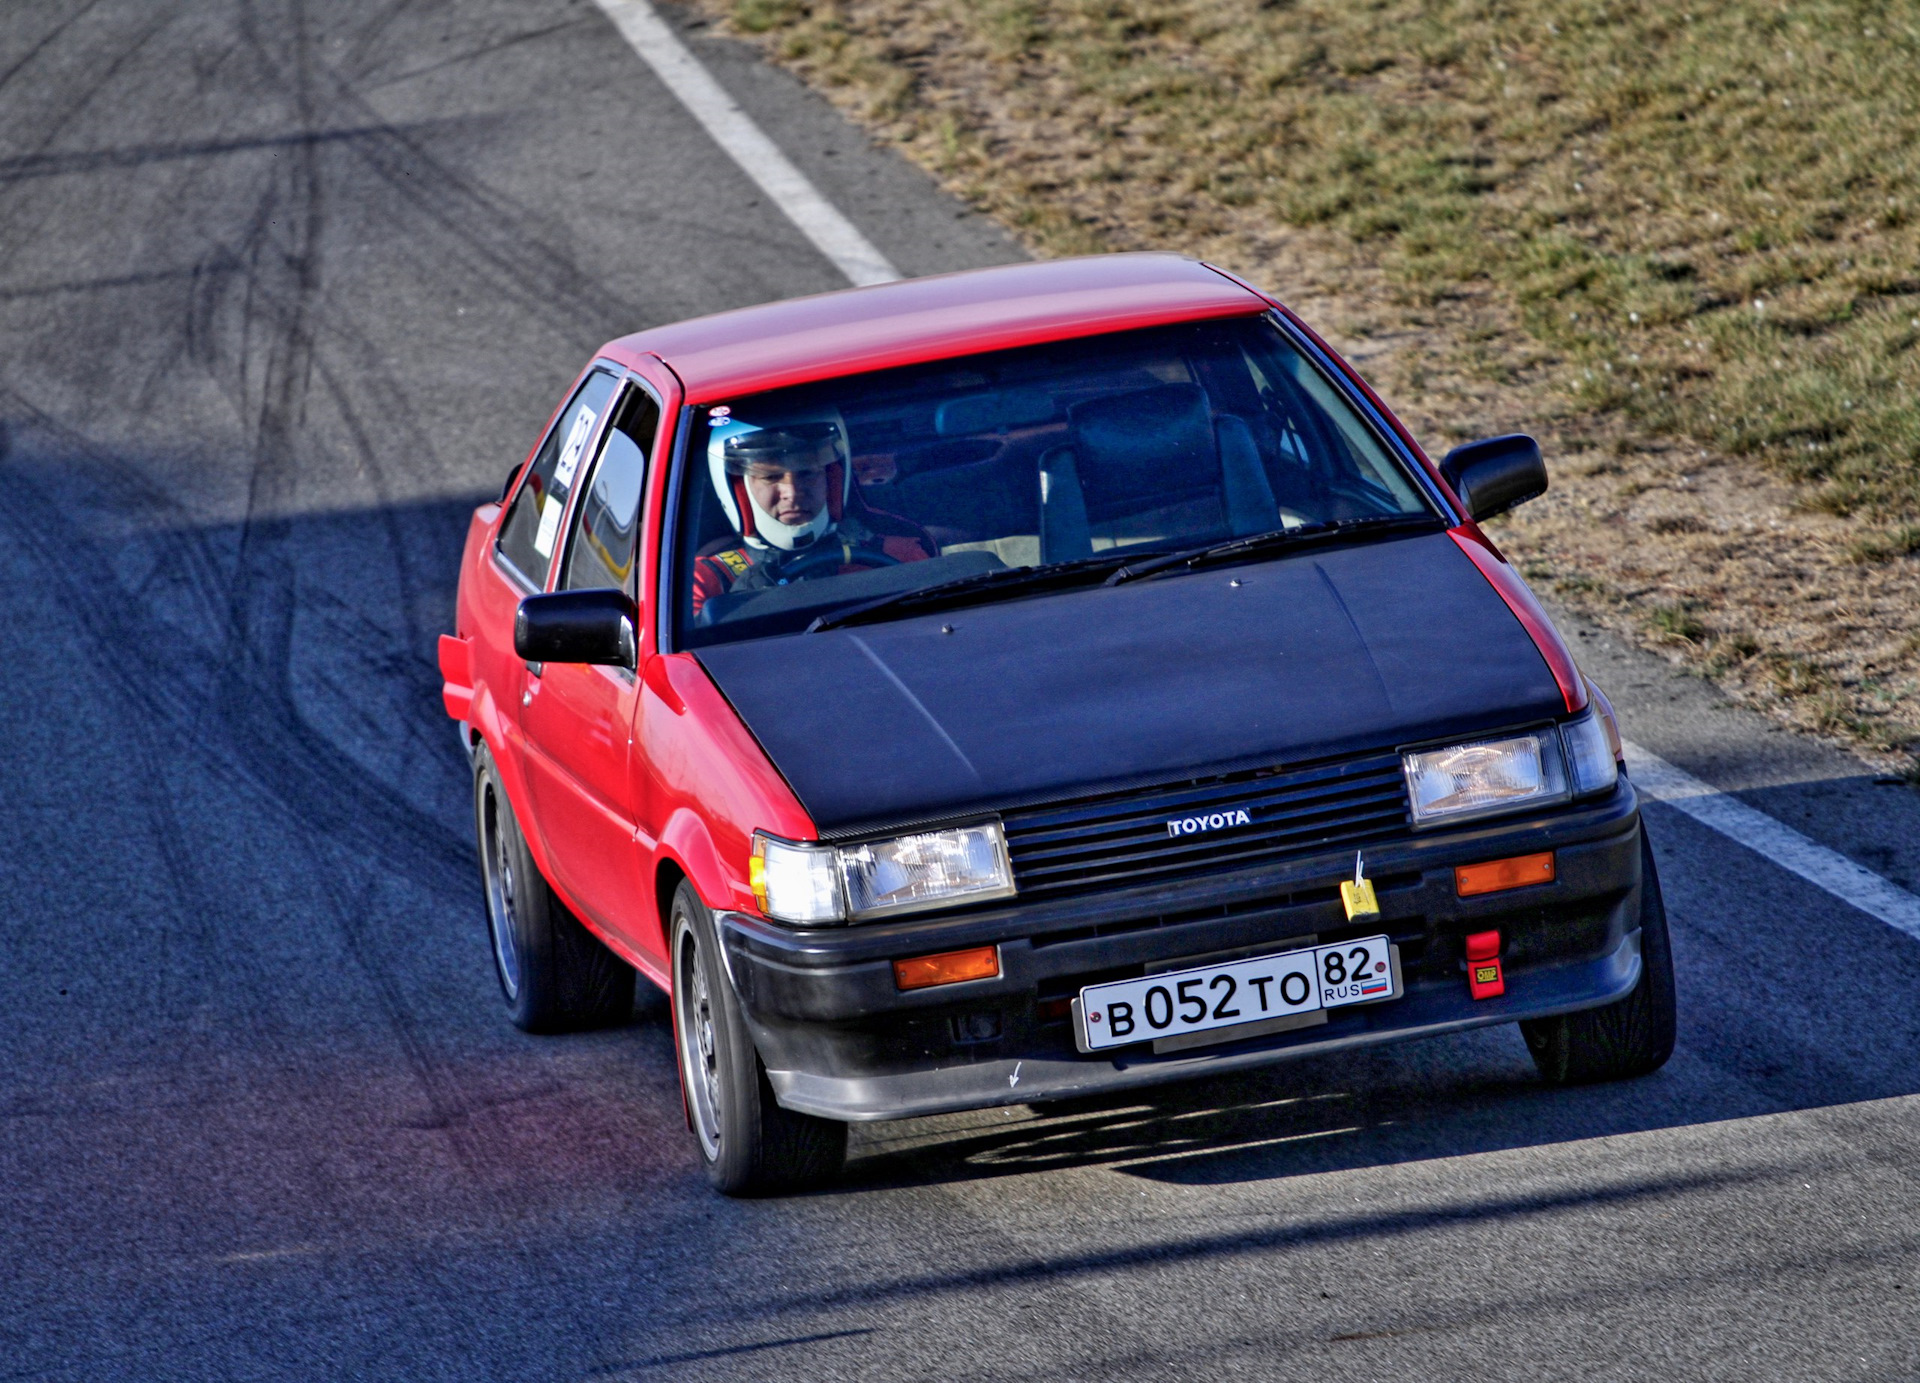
497, 370, 619, 586
562, 387, 661, 593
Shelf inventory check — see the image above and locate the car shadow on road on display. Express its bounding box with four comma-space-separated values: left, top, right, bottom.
837, 1033, 1643, 1190
835, 1026, 1896, 1193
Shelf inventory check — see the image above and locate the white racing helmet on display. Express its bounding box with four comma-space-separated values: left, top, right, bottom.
706, 409, 853, 551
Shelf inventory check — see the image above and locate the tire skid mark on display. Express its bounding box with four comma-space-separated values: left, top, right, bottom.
248, 0, 639, 337
0, 123, 467, 185
308, 352, 454, 766
0, 393, 468, 895
356, 15, 596, 93
335, 0, 426, 81
186, 21, 242, 99
221, 1, 424, 818
0, 399, 227, 732
0, 261, 241, 302
162, 173, 475, 810
2, 5, 730, 1363
0, 435, 301, 1048
311, 49, 645, 334
245, 17, 636, 342
101, 186, 467, 812
332, 112, 639, 336
0, 14, 186, 298
0, 6, 178, 249
2, 1, 511, 1189
0, 0, 109, 97
211, 0, 537, 1188
2, 0, 675, 1230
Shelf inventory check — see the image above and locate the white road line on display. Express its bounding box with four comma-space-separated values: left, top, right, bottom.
591, 0, 902, 287
1624, 741, 1920, 942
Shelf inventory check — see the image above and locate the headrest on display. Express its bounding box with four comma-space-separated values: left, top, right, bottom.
1067, 383, 1217, 523
934, 389, 1056, 436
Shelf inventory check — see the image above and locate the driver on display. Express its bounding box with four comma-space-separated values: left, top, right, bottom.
691, 413, 932, 620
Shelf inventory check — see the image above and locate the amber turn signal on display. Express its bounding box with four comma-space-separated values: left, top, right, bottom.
1455, 851, 1555, 898
894, 945, 1001, 991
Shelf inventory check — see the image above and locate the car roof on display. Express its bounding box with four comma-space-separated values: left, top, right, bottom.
603, 253, 1272, 403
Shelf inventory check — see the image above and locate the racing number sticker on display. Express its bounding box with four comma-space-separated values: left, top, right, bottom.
533, 406, 597, 560
552, 407, 597, 492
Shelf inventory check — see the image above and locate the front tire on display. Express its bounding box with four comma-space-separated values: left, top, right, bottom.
1521, 828, 1677, 1084
670, 881, 845, 1195
473, 744, 634, 1033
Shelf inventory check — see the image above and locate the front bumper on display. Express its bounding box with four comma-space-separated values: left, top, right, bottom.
719, 780, 1645, 1121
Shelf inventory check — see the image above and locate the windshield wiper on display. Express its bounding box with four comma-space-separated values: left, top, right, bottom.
806, 516, 1440, 629
808, 551, 1164, 632
1104, 514, 1442, 586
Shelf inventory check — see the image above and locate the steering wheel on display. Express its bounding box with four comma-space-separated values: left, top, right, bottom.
773, 544, 902, 583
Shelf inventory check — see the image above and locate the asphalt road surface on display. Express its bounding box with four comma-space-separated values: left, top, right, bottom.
6, 3, 1920, 1379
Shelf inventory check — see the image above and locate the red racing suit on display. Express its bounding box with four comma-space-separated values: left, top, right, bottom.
691, 517, 933, 619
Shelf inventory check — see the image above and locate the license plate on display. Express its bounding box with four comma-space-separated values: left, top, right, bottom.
1072, 935, 1401, 1054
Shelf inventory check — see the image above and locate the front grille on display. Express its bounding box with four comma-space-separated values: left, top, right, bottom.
1001, 751, 1410, 899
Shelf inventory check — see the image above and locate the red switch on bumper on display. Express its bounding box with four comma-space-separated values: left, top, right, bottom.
1465, 929, 1505, 1000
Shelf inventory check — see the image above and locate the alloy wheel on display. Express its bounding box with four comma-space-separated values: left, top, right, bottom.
480, 783, 522, 1001
676, 919, 723, 1161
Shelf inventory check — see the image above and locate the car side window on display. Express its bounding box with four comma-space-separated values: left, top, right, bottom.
561, 386, 661, 593
497, 369, 619, 586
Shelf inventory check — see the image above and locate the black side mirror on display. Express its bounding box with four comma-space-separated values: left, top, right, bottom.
1439, 434, 1547, 523
515, 589, 638, 670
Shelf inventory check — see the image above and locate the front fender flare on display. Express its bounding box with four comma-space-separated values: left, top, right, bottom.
655, 807, 742, 923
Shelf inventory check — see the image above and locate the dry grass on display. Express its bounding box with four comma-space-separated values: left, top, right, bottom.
680, 0, 1920, 769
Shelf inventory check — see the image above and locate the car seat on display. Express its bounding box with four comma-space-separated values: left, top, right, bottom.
1040, 383, 1280, 563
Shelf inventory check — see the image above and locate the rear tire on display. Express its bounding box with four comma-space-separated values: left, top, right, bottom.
1522, 829, 1677, 1084
473, 744, 634, 1033
670, 881, 845, 1195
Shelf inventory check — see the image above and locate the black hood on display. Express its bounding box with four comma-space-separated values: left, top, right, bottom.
695, 531, 1564, 835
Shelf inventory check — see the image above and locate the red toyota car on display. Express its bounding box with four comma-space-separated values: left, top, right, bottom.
440, 254, 1673, 1195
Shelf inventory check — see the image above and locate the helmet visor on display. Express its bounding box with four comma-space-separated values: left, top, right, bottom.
720, 421, 841, 478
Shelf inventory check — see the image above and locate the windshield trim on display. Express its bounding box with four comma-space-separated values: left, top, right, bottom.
664, 312, 1452, 652
1264, 309, 1462, 526
657, 402, 697, 655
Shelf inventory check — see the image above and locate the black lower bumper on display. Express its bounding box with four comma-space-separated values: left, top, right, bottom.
719, 782, 1645, 1122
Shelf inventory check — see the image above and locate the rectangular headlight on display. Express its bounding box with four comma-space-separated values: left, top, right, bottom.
839, 822, 1015, 921
750, 834, 844, 925
1403, 731, 1569, 826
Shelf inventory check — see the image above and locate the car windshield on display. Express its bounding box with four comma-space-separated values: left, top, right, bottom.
672, 314, 1436, 647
